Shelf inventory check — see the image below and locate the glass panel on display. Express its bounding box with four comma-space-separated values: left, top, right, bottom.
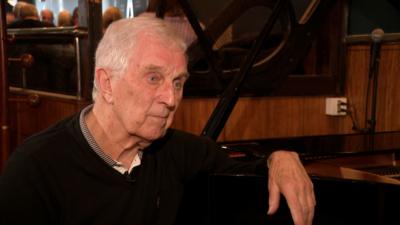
7, 28, 81, 96
8, 0, 149, 28
347, 0, 400, 35
35, 0, 78, 26
102, 0, 149, 18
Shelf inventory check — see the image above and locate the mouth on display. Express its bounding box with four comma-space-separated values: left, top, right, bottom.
148, 115, 169, 125
151, 114, 169, 119
149, 111, 170, 118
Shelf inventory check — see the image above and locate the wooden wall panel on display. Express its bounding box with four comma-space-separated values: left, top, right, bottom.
376, 44, 400, 131
8, 92, 88, 150
345, 45, 370, 131
346, 44, 400, 133
172, 43, 400, 142
173, 98, 217, 136
224, 97, 304, 140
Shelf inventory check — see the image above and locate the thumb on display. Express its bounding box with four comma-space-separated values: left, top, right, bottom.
268, 182, 280, 215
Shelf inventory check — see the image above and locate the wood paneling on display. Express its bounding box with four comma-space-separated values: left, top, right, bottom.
173, 98, 217, 136
172, 43, 400, 142
346, 44, 400, 133
377, 45, 400, 131
8, 91, 88, 150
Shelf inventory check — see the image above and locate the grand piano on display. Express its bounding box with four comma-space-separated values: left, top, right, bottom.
165, 0, 400, 224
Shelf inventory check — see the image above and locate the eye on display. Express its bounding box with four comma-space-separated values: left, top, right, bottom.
147, 73, 161, 84
173, 79, 185, 90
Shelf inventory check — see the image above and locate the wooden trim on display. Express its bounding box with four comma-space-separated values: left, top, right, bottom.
346, 33, 400, 44
9, 87, 80, 100
0, 0, 10, 169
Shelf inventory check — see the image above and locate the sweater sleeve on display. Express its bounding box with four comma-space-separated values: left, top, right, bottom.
0, 149, 58, 225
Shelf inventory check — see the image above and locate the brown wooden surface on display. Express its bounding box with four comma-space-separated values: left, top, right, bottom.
8, 91, 89, 151
309, 153, 398, 170
305, 162, 400, 185
172, 43, 400, 142
0, 1, 10, 170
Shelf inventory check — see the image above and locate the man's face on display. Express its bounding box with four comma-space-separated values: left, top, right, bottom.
41, 11, 53, 23
109, 35, 188, 141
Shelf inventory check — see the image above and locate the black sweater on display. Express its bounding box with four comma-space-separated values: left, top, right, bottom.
0, 113, 267, 225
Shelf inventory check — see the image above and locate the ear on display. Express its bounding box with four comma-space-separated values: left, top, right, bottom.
95, 68, 114, 103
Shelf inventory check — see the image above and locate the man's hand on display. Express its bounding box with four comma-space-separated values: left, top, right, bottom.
267, 151, 315, 225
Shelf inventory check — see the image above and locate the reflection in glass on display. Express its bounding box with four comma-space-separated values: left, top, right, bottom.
33, 0, 149, 26
102, 0, 148, 18
7, 28, 85, 96
35, 0, 78, 26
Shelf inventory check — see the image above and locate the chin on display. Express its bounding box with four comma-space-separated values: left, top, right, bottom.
140, 128, 168, 141
136, 119, 172, 141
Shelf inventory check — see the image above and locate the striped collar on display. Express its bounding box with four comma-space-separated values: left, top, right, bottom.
79, 104, 142, 174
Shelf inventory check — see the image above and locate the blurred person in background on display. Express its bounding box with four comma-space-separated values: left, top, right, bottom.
57, 10, 72, 27
12, 1, 27, 21
72, 7, 79, 27
40, 8, 55, 26
5, 1, 15, 25
8, 3, 53, 28
102, 6, 122, 32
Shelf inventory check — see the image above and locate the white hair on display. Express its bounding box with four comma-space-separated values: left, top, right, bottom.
92, 16, 188, 100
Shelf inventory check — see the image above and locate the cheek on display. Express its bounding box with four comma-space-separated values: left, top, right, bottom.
116, 82, 145, 107
123, 88, 155, 120
113, 87, 140, 120
175, 92, 183, 105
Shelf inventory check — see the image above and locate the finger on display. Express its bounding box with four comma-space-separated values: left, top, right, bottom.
285, 182, 315, 225
267, 181, 280, 215
286, 192, 305, 225
305, 184, 316, 225
306, 205, 315, 225
298, 176, 315, 225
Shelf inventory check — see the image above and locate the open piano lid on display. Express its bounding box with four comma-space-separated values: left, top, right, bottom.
180, 0, 335, 97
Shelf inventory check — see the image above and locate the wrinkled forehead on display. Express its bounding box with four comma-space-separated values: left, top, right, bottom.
126, 33, 187, 72
137, 31, 186, 53
130, 32, 188, 64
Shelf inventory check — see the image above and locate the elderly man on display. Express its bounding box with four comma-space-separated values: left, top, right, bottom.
0, 17, 314, 225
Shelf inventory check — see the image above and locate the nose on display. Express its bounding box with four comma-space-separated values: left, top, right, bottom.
159, 82, 176, 109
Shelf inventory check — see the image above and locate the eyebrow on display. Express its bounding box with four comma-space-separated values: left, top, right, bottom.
178, 72, 190, 79
143, 64, 164, 73
143, 64, 189, 79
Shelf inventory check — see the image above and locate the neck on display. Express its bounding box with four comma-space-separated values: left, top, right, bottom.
86, 103, 150, 168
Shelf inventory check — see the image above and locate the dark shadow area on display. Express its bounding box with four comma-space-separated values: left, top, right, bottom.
176, 172, 399, 225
